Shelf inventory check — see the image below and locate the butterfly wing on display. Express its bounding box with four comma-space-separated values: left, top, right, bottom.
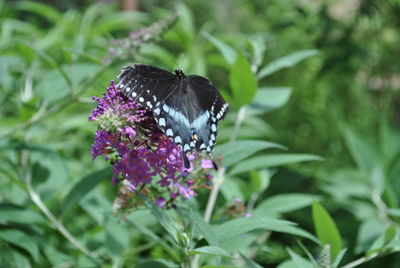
185, 75, 229, 154
117, 64, 178, 110
117, 65, 229, 168
117, 64, 194, 167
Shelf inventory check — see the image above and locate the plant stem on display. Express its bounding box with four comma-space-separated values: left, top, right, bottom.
340, 251, 380, 268
21, 147, 101, 264
203, 167, 226, 223
192, 107, 245, 268
230, 106, 246, 142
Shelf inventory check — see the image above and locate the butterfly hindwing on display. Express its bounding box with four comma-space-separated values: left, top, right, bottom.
185, 75, 229, 153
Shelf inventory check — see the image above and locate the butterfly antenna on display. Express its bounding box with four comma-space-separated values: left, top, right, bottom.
170, 57, 180, 71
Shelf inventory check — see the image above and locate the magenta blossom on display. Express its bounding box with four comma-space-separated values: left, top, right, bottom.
89, 81, 215, 209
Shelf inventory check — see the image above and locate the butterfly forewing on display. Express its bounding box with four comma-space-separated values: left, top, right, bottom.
117, 65, 177, 109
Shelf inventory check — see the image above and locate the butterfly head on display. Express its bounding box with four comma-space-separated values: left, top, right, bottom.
175, 69, 186, 80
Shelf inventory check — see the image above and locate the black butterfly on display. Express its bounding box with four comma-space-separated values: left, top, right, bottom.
117, 64, 229, 168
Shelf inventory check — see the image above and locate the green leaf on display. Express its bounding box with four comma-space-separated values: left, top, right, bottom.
13, 1, 63, 23
332, 248, 347, 268
257, 49, 318, 79
220, 177, 245, 202
62, 167, 111, 213
136, 260, 170, 268
138, 194, 178, 242
12, 251, 30, 268
287, 248, 314, 268
203, 32, 237, 64
312, 202, 343, 257
214, 140, 285, 166
247, 87, 292, 115
214, 217, 294, 241
384, 225, 397, 244
0, 229, 40, 262
249, 169, 272, 194
239, 252, 264, 268
229, 154, 323, 175
177, 207, 220, 246
188, 246, 233, 258
105, 217, 130, 259
230, 53, 258, 106
355, 219, 386, 254
342, 127, 379, 173
0, 204, 45, 224
254, 194, 320, 217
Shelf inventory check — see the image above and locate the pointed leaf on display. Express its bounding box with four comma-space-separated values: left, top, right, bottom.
229, 154, 323, 175
62, 167, 111, 213
312, 202, 342, 257
254, 194, 320, 216
188, 246, 233, 258
214, 140, 285, 167
287, 248, 314, 268
138, 194, 178, 242
0, 204, 45, 224
230, 53, 258, 106
214, 217, 295, 241
257, 50, 318, 79
248, 87, 292, 115
239, 252, 264, 268
204, 32, 237, 64
0, 229, 40, 262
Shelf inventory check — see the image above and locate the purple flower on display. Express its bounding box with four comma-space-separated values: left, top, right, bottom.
201, 159, 214, 169
90, 81, 216, 209
156, 197, 166, 208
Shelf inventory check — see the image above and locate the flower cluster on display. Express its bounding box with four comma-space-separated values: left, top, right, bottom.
89, 81, 214, 209
108, 14, 178, 59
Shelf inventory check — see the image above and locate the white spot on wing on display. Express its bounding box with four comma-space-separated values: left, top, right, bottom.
139, 97, 144, 102
210, 134, 216, 141
174, 136, 182, 143
159, 118, 166, 127
163, 104, 169, 113
132, 92, 137, 97
146, 101, 152, 108
154, 108, 160, 115
199, 143, 206, 149
184, 144, 190, 151
211, 124, 217, 132
166, 128, 173, 136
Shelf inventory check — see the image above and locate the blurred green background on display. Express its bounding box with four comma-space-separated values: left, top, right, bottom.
1, 0, 400, 267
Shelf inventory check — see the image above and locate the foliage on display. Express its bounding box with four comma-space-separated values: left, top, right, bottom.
1, 0, 400, 267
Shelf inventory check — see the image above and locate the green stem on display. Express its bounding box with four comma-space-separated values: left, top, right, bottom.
340, 251, 380, 268
21, 144, 102, 264
230, 106, 246, 142
191, 106, 245, 268
203, 167, 226, 223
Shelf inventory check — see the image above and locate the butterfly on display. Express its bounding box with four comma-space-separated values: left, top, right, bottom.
117, 64, 229, 168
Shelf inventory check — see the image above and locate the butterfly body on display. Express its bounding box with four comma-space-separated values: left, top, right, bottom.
117, 64, 229, 167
